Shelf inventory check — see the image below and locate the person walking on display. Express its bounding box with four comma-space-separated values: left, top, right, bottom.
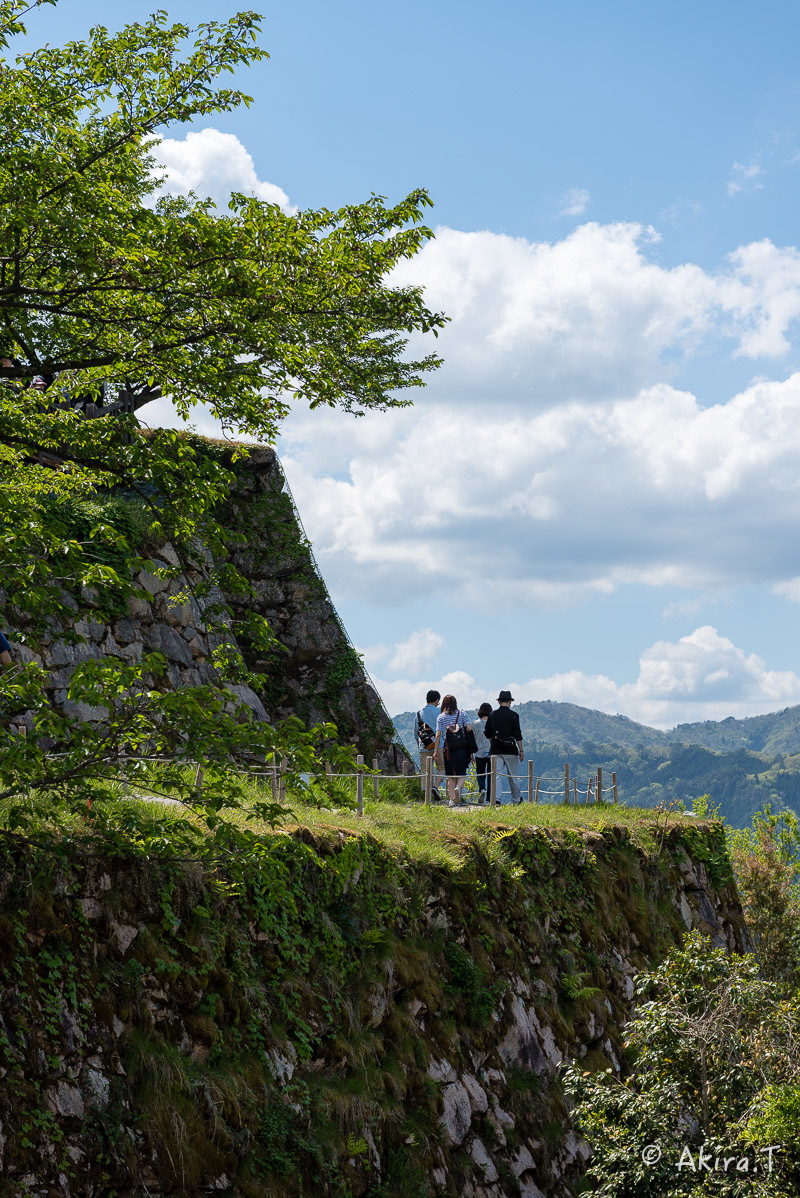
473, 702, 493, 803
434, 695, 473, 807
0, 630, 12, 667
414, 689, 443, 800
484, 690, 523, 804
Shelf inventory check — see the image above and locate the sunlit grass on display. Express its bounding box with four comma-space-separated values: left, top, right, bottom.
0, 758, 709, 867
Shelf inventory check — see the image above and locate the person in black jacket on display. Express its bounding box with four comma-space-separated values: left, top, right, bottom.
0, 629, 11, 667
484, 690, 523, 803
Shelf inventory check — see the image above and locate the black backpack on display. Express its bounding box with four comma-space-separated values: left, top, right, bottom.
417, 711, 436, 750
445, 712, 467, 755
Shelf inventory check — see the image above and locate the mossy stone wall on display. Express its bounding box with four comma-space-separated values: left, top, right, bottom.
0, 819, 748, 1196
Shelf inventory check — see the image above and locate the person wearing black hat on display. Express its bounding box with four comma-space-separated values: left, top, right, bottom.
484, 690, 523, 804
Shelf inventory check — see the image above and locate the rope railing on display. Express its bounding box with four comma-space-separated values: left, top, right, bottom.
7, 727, 619, 816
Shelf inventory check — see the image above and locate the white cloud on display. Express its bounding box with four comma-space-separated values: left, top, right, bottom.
388, 628, 444, 674
558, 187, 590, 217
375, 671, 486, 720
151, 128, 296, 213
728, 160, 764, 197
773, 578, 800, 602
360, 628, 444, 676
382, 627, 800, 728
659, 198, 702, 223
661, 594, 723, 620
278, 219, 800, 611
385, 222, 800, 417
281, 372, 800, 607
727, 239, 800, 356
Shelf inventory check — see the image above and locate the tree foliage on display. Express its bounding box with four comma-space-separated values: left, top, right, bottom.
565, 934, 800, 1197
0, 0, 445, 434
728, 805, 800, 988
0, 0, 443, 852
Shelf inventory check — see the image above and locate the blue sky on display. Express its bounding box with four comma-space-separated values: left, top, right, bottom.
34, 0, 800, 726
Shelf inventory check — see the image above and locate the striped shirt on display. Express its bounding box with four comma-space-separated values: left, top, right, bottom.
436, 709, 469, 736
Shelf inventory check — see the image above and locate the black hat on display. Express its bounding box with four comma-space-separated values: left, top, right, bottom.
497, 690, 514, 703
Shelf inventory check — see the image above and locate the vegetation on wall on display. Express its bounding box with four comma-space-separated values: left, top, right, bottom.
0, 802, 727, 1196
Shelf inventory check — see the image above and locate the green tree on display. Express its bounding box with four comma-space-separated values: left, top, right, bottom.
728, 805, 800, 989
0, 0, 444, 847
0, 0, 444, 432
564, 933, 800, 1197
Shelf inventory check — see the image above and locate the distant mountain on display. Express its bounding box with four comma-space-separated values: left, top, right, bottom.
394, 699, 800, 758
392, 700, 800, 828
393, 700, 667, 758
671, 707, 800, 755
509, 700, 668, 751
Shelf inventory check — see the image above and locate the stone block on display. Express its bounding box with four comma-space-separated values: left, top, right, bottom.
164, 600, 195, 628
156, 544, 180, 568
119, 641, 144, 663
226, 684, 267, 720
147, 623, 193, 666
469, 1139, 498, 1183
46, 1082, 85, 1120
63, 700, 108, 722
110, 921, 138, 955
462, 1073, 488, 1114
428, 1058, 457, 1084
137, 568, 168, 596
113, 618, 136, 644
440, 1080, 471, 1146
127, 595, 153, 621
511, 1145, 536, 1179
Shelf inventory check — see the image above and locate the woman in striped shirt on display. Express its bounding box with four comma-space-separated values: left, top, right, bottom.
434, 695, 474, 807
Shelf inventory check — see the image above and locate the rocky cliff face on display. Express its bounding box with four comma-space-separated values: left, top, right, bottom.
0, 817, 747, 1197
8, 441, 406, 771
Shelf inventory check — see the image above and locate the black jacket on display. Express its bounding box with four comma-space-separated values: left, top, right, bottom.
484, 707, 522, 755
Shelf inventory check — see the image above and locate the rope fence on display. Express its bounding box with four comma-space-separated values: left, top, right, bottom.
6, 726, 619, 817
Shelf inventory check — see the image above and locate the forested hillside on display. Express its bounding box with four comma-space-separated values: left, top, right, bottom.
672, 706, 800, 754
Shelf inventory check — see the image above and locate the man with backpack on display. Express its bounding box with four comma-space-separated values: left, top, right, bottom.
484, 690, 524, 804
414, 689, 442, 800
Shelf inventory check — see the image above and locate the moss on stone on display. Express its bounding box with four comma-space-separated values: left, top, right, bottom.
0, 810, 748, 1195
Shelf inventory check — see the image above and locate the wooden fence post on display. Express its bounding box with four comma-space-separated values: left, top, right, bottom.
534, 778, 540, 804
491, 755, 499, 807
372, 757, 380, 802
356, 754, 364, 817
279, 759, 287, 805
424, 755, 432, 806
597, 766, 603, 805
587, 776, 594, 804
612, 772, 619, 804
401, 759, 409, 777
325, 762, 332, 778
573, 777, 578, 804
527, 758, 534, 803
270, 760, 278, 802
564, 762, 570, 804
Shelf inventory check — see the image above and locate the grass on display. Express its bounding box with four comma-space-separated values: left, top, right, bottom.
275, 795, 700, 853
0, 757, 710, 869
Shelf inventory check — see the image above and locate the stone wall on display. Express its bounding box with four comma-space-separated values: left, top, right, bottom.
0, 819, 748, 1196
7, 441, 407, 771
